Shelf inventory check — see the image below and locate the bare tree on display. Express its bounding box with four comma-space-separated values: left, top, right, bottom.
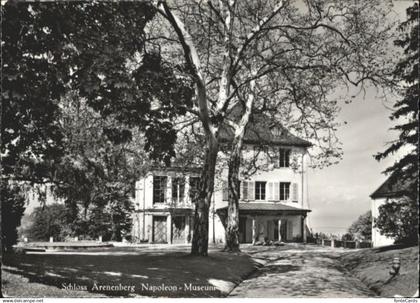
153, 0, 397, 254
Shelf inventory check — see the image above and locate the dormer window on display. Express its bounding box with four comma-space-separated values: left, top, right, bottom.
279, 148, 290, 167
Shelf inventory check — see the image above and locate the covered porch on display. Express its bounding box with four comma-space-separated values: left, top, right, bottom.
217, 203, 311, 243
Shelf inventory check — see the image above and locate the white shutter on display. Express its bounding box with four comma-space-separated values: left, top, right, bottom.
274, 182, 280, 201
248, 182, 255, 200
292, 183, 298, 202
267, 182, 274, 200
242, 181, 248, 200
273, 149, 280, 168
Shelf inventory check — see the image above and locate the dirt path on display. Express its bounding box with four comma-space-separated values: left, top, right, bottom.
229, 244, 376, 298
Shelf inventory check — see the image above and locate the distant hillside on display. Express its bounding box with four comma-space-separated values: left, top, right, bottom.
339, 244, 419, 297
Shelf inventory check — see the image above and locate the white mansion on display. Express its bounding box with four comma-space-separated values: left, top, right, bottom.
131, 115, 312, 244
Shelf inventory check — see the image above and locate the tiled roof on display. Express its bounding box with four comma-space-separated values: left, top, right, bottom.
219, 106, 312, 147
370, 174, 412, 199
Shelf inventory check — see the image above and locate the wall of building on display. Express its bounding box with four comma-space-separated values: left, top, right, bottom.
214, 145, 309, 210
132, 144, 310, 244
371, 198, 395, 247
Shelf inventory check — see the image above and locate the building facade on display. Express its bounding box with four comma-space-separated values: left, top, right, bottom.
369, 175, 410, 247
132, 120, 312, 244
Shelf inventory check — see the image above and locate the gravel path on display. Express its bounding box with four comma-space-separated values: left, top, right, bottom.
229, 244, 376, 298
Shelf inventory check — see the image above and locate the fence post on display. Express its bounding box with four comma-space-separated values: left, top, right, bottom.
331, 239, 335, 248
99, 235, 102, 242
321, 239, 325, 246
355, 240, 360, 249
49, 237, 53, 243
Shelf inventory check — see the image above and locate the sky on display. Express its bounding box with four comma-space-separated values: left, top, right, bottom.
306, 1, 413, 235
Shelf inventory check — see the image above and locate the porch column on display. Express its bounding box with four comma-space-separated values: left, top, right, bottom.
302, 215, 307, 243
148, 215, 153, 243
167, 214, 172, 244
278, 219, 282, 242
252, 217, 256, 244
185, 215, 190, 244
185, 176, 190, 204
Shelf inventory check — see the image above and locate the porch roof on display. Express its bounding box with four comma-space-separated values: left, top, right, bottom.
137, 207, 194, 214
217, 202, 311, 216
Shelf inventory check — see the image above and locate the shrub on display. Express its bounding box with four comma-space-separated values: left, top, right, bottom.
375, 197, 418, 245
348, 211, 372, 241
1, 182, 26, 251
26, 204, 70, 241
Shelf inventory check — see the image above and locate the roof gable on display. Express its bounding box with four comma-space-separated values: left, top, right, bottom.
219, 107, 312, 147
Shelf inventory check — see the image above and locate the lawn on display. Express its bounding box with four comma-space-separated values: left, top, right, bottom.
339, 244, 419, 297
1, 246, 258, 298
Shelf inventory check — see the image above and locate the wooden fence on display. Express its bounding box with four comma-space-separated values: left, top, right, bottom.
315, 238, 372, 249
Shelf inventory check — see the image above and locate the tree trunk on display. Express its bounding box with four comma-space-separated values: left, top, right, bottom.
191, 136, 218, 256
224, 144, 241, 252
224, 76, 256, 252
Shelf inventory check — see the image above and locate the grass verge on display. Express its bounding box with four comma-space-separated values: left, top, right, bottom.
339, 244, 419, 297
2, 247, 257, 298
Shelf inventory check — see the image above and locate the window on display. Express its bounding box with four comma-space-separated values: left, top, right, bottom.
172, 177, 185, 204
153, 176, 167, 203
189, 177, 200, 202
280, 182, 290, 201
279, 149, 290, 167
255, 182, 266, 200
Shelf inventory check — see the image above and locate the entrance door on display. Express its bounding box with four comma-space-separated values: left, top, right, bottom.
172, 216, 186, 244
239, 217, 247, 243
274, 220, 279, 241
153, 216, 167, 243
280, 220, 288, 242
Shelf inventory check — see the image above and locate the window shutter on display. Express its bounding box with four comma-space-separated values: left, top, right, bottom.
267, 182, 274, 200
273, 150, 280, 168
242, 182, 248, 200
292, 183, 298, 202
222, 181, 228, 201
248, 182, 255, 200
274, 182, 280, 201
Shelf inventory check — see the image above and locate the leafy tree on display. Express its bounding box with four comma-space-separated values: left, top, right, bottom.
2, 1, 191, 183
52, 94, 139, 241
341, 233, 354, 241
375, 197, 418, 244
154, 0, 396, 254
374, 3, 419, 245
26, 204, 69, 241
0, 181, 26, 251
348, 211, 372, 241
2, 2, 192, 245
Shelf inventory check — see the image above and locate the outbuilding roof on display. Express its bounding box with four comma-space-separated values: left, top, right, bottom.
370, 174, 412, 199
